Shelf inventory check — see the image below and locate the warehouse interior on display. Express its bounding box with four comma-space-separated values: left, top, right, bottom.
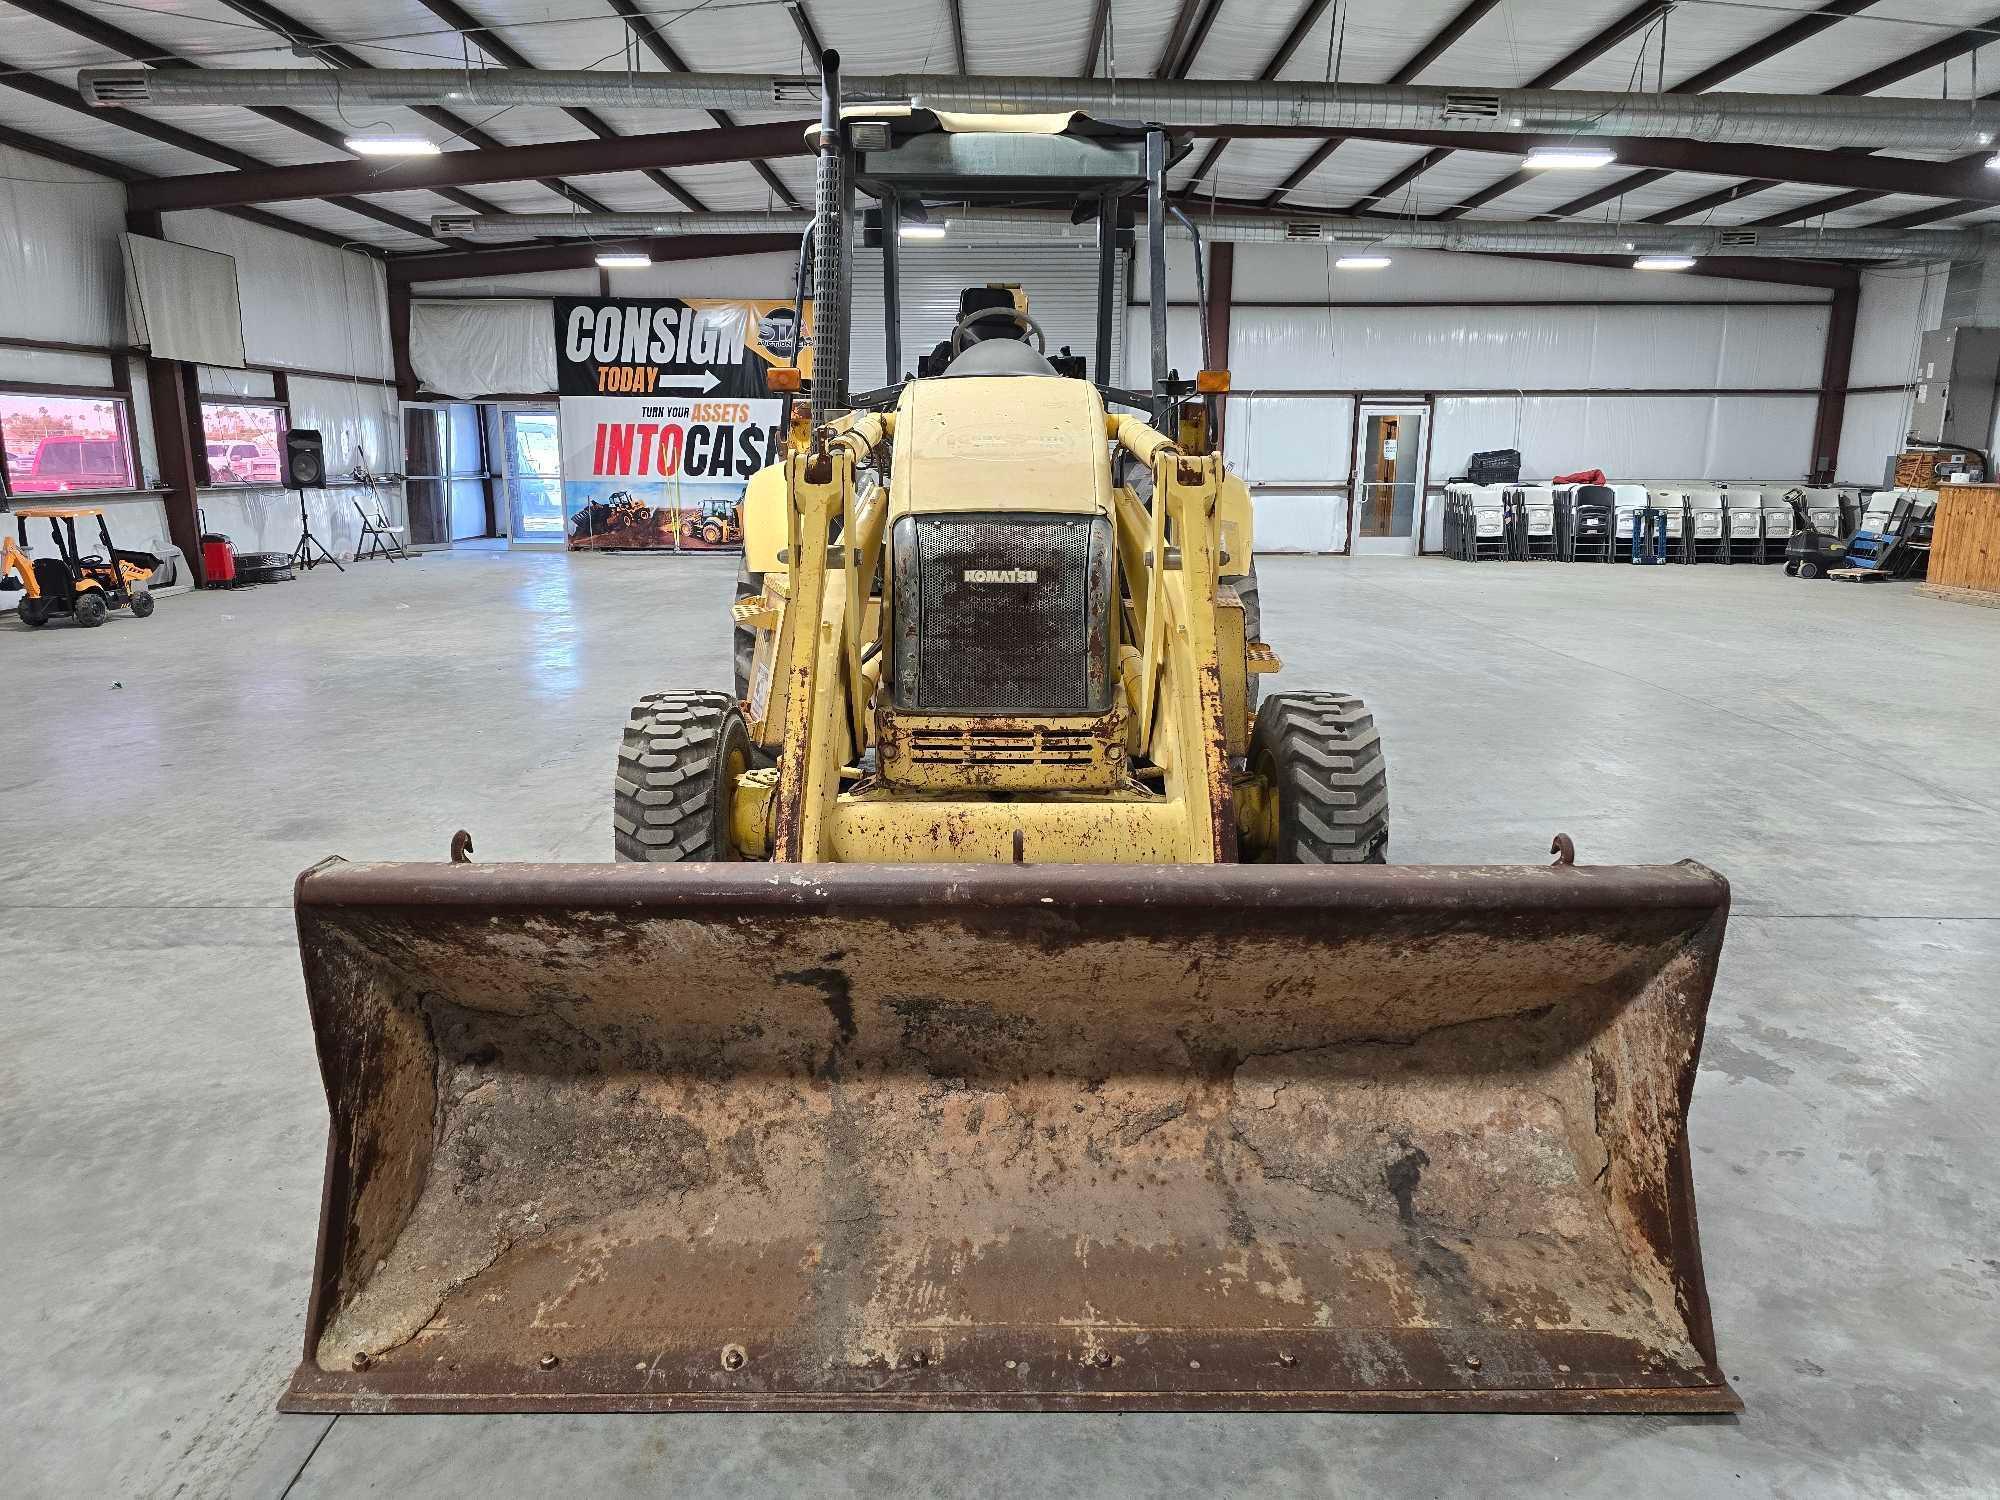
3, 1, 1999, 1495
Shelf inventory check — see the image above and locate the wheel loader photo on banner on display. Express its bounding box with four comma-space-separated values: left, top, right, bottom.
283, 54, 1738, 1417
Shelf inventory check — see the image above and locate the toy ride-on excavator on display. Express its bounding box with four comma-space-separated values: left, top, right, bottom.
3, 504, 159, 628
283, 56, 1738, 1418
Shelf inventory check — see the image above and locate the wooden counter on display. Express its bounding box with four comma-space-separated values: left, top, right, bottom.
1921, 483, 2000, 607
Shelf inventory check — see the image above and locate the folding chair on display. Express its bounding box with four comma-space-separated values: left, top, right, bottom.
353, 499, 411, 561
1683, 485, 1728, 563
1721, 487, 1768, 563
1514, 485, 1558, 559
1608, 483, 1651, 563
1466, 485, 1511, 560
1566, 485, 1616, 562
1644, 485, 1691, 563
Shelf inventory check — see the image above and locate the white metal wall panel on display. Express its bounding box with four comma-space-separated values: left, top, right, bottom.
1837, 390, 1912, 488
288, 374, 400, 485
850, 244, 1124, 390
195, 368, 278, 398
606, 253, 798, 302
420, 271, 601, 298
1212, 304, 1829, 394
1580, 397, 1716, 477
0, 348, 116, 387
0, 145, 127, 347
1712, 306, 1835, 389
411, 300, 558, 398
1848, 264, 1946, 387
160, 211, 393, 380
1703, 397, 1817, 477
1240, 491, 1343, 553
1223, 397, 1354, 483
1122, 307, 1205, 388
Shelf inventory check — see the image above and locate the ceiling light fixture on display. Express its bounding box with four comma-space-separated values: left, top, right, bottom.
899, 223, 947, 240
594, 252, 652, 268
1633, 255, 1697, 271
1334, 254, 1392, 270
1524, 147, 1617, 171
343, 135, 441, 156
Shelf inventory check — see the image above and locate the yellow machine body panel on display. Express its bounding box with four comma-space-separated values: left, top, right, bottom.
890, 375, 1112, 519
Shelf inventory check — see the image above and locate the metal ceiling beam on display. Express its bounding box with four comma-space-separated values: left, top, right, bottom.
1263, 0, 1503, 205
1081, 0, 1112, 75
1346, 0, 1665, 211
1154, 0, 1206, 80
117, 111, 2000, 217
0, 59, 440, 243
1451, 0, 1884, 220
124, 121, 810, 212
1640, 9, 2000, 226
1324, 129, 2000, 206
0, 118, 378, 253
408, 0, 691, 212
1172, 193, 1866, 288
1163, 0, 1228, 80
604, 0, 801, 208
213, 0, 613, 215
786, 1, 826, 59
388, 231, 798, 284
1183, 0, 1333, 190
6, 0, 451, 241
945, 0, 969, 74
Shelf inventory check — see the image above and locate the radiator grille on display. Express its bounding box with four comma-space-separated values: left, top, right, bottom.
896, 514, 1111, 714
906, 726, 1102, 764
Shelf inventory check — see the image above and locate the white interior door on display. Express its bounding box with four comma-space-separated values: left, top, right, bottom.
1350, 405, 1429, 556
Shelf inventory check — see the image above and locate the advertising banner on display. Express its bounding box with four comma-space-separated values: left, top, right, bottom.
554, 296, 811, 552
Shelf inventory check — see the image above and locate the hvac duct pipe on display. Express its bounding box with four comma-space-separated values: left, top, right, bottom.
82, 67, 2000, 154
427, 209, 1989, 263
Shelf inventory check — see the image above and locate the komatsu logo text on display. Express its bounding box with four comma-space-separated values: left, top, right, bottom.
962, 568, 1038, 584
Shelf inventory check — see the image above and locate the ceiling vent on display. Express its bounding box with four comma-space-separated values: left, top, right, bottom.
1284, 222, 1327, 242
1441, 93, 1503, 120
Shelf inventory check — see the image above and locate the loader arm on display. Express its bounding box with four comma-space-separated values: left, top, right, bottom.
1, 536, 39, 599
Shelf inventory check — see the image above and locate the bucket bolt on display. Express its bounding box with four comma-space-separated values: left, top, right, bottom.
721, 1344, 748, 1371
539, 1353, 560, 1371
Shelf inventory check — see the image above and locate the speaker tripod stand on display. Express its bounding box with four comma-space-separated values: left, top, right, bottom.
289, 486, 344, 572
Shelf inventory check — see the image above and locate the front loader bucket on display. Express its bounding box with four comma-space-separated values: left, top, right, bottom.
283, 860, 1738, 1415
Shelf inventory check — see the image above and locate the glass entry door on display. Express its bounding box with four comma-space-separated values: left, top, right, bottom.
498, 407, 564, 544
1351, 405, 1429, 556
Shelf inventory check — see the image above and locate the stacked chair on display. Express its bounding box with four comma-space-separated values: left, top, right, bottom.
1509, 485, 1560, 559
1443, 482, 1512, 560
1562, 484, 1618, 562
1721, 486, 1770, 564
1440, 475, 1872, 570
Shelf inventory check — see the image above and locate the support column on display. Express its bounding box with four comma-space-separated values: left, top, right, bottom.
387, 281, 417, 401
1811, 281, 1859, 485
1205, 240, 1234, 451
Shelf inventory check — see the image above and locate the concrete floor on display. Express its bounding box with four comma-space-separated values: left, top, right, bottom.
4, 550, 1997, 1498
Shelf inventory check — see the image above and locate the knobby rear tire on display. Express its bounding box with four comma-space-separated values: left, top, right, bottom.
1249, 691, 1390, 864
732, 563, 763, 703
613, 689, 751, 862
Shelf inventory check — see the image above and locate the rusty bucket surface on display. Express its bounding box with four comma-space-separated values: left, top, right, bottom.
282, 860, 1738, 1415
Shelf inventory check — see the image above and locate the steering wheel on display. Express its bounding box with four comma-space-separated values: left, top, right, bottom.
949, 305, 1047, 357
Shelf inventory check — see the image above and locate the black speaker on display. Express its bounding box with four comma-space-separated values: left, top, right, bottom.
285, 428, 325, 489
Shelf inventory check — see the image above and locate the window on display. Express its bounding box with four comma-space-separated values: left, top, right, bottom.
0, 392, 136, 495
199, 400, 287, 486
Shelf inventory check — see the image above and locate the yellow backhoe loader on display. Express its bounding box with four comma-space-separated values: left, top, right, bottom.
284, 58, 1737, 1416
